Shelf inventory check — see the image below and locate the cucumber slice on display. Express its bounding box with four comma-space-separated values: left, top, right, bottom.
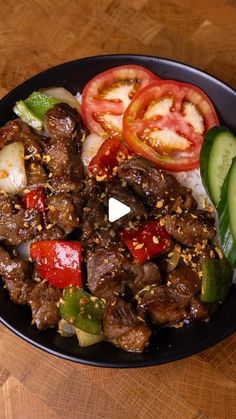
218, 157, 236, 266
201, 258, 232, 302
200, 126, 236, 205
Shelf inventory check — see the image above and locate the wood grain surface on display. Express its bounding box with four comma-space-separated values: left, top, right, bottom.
0, 0, 236, 418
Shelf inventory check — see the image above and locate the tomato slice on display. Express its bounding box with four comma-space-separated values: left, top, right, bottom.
123, 80, 219, 171
88, 136, 131, 180
81, 65, 158, 138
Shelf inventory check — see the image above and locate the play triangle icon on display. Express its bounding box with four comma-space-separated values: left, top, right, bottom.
108, 197, 131, 222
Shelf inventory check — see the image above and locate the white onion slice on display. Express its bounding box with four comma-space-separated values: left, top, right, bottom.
41, 87, 81, 113
81, 133, 105, 171
0, 142, 27, 194
16, 240, 32, 260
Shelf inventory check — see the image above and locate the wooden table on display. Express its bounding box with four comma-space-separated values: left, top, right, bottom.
0, 1, 236, 418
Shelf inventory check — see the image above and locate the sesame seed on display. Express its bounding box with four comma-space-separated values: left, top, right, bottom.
156, 200, 164, 209
134, 243, 144, 250
152, 235, 159, 244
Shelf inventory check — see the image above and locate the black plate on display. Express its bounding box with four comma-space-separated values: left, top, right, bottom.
0, 54, 236, 368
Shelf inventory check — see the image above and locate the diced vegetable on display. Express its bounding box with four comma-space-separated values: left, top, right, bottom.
200, 126, 236, 205
30, 241, 83, 288
0, 142, 27, 194
75, 328, 104, 347
81, 133, 105, 170
120, 220, 172, 264
88, 136, 131, 180
22, 187, 47, 225
58, 319, 76, 337
24, 91, 60, 120
201, 258, 232, 302
218, 157, 236, 266
16, 240, 32, 260
60, 287, 105, 335
58, 319, 104, 346
13, 91, 60, 130
41, 87, 81, 113
13, 101, 43, 130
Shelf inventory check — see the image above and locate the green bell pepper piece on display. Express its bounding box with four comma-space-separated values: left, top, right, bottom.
60, 287, 105, 335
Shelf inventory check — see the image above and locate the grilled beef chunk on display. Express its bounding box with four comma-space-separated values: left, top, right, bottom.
46, 193, 79, 234
163, 211, 216, 247
118, 157, 196, 211
104, 180, 148, 226
29, 282, 62, 330
86, 242, 162, 300
26, 163, 48, 189
81, 180, 109, 243
0, 193, 41, 246
86, 246, 127, 299
102, 298, 151, 352
124, 261, 162, 295
44, 103, 82, 139
188, 297, 212, 321
0, 246, 62, 330
44, 104, 85, 192
0, 246, 33, 304
33, 225, 65, 241
167, 265, 201, 297
0, 119, 43, 158
138, 285, 189, 325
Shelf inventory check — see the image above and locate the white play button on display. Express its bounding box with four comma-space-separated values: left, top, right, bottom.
108, 197, 131, 222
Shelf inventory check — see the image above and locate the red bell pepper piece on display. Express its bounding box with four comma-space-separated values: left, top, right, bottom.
120, 220, 172, 264
22, 187, 47, 225
88, 137, 131, 180
30, 240, 83, 289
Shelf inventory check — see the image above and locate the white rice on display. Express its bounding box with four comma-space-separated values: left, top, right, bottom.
171, 168, 212, 210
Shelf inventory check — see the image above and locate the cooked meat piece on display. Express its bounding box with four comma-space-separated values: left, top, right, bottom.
44, 135, 84, 193
33, 225, 65, 241
102, 298, 151, 352
0, 119, 43, 159
44, 137, 76, 192
124, 261, 162, 295
104, 180, 148, 226
163, 211, 216, 247
86, 246, 127, 298
0, 119, 22, 148
46, 193, 79, 234
138, 285, 189, 325
44, 103, 81, 139
0, 193, 41, 246
29, 281, 62, 330
71, 192, 84, 219
188, 297, 213, 321
44, 104, 85, 192
118, 156, 196, 211
180, 244, 215, 272
81, 181, 108, 242
0, 246, 33, 304
167, 265, 201, 297
26, 162, 48, 189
